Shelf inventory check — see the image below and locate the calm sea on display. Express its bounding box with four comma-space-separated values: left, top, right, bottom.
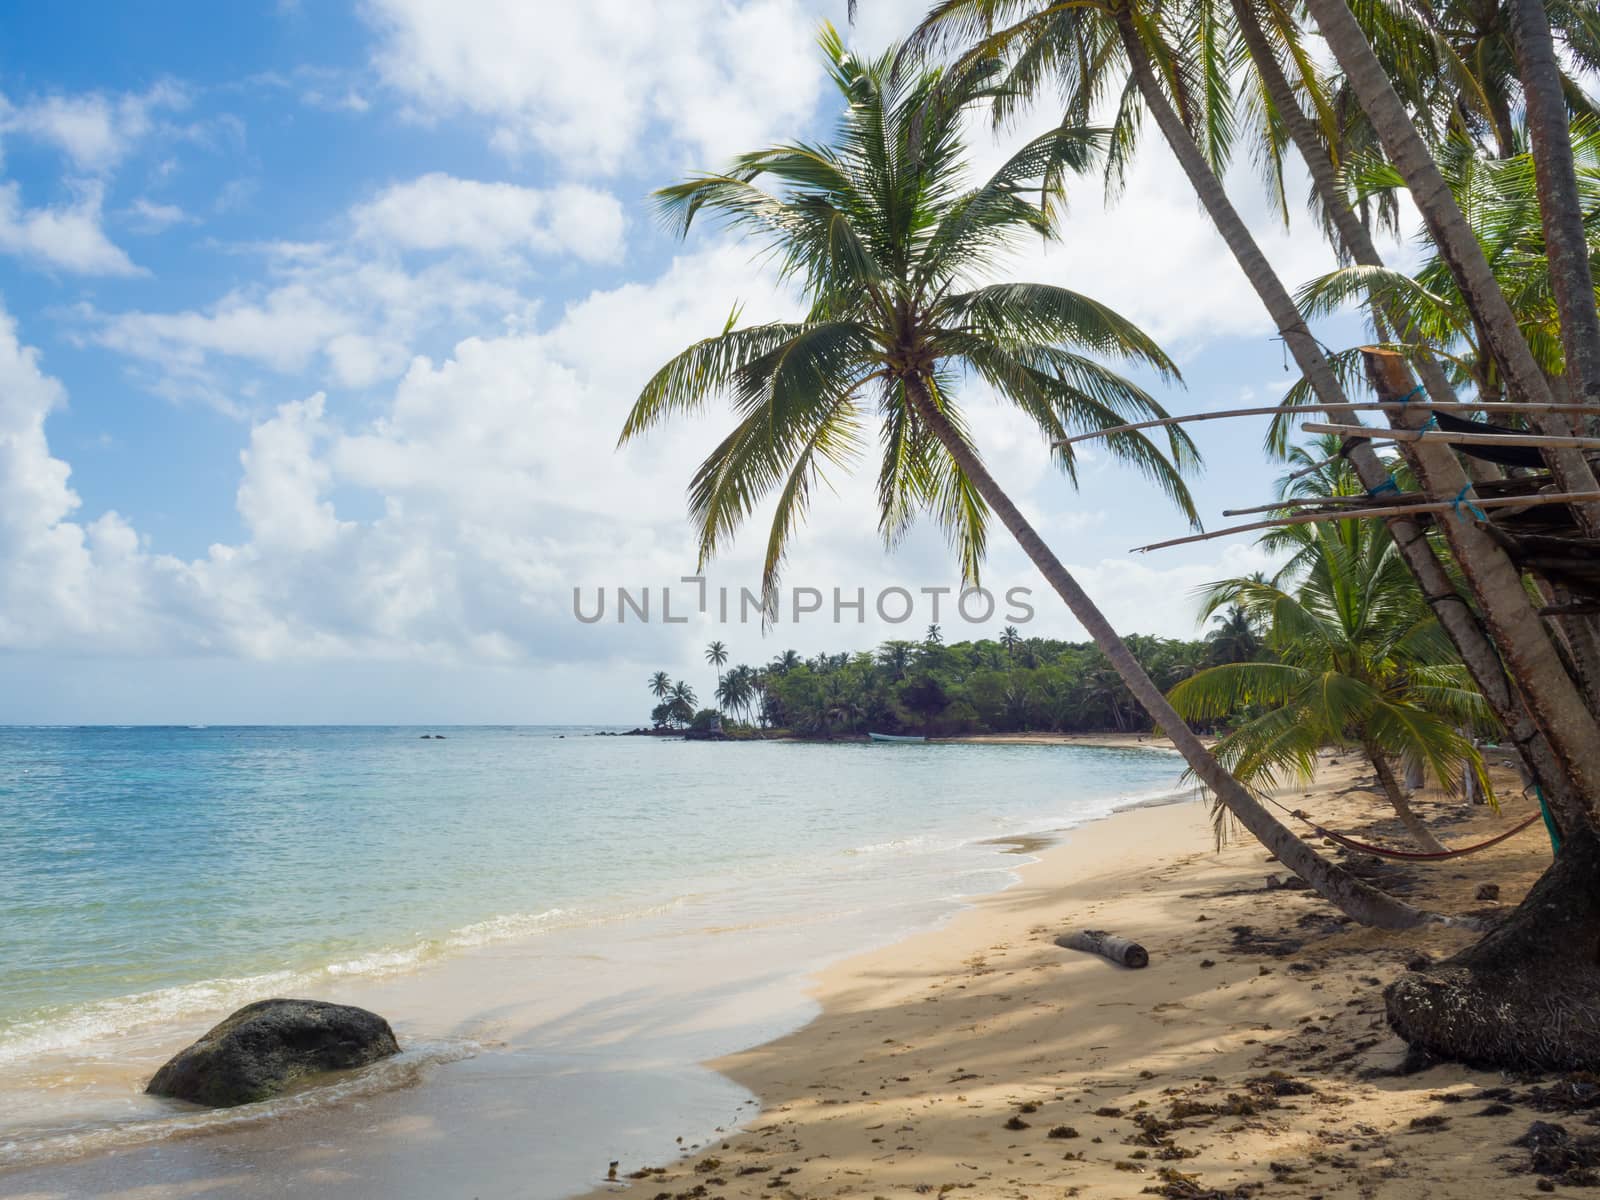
0, 725, 1185, 1191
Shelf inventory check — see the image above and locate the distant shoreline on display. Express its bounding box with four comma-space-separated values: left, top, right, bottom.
618, 727, 1186, 751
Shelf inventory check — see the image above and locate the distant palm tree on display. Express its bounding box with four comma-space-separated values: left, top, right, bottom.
924, 624, 943, 647
877, 641, 913, 681
1000, 625, 1021, 654
770, 649, 800, 675
649, 670, 672, 700
668, 680, 698, 729
716, 670, 751, 722
1204, 606, 1261, 667
706, 640, 730, 712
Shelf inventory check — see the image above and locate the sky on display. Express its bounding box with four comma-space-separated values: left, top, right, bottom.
0, 0, 1407, 725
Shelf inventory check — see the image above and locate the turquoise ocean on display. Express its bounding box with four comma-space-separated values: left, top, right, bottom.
0, 726, 1186, 1195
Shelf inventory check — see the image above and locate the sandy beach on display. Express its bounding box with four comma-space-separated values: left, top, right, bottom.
583, 748, 1561, 1199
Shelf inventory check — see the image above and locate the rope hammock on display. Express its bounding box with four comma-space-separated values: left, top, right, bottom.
1307, 811, 1545, 862
1263, 791, 1548, 862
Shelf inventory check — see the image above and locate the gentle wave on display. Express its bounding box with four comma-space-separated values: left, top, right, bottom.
0, 1039, 479, 1169
0, 906, 594, 1067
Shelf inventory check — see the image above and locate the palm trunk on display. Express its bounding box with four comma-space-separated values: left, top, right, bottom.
1114, 3, 1600, 829
1511, 0, 1600, 433
1227, 0, 1584, 821
1362, 737, 1448, 854
1300, 0, 1600, 534
901, 373, 1441, 930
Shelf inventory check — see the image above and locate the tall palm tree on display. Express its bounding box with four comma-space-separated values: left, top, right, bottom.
621, 28, 1432, 929
1509, 0, 1600, 422
1221, 0, 1595, 826
705, 640, 730, 712
1000, 624, 1021, 654
1171, 517, 1496, 852
648, 670, 672, 700
1301, 0, 1600, 533
924, 624, 943, 647
911, 0, 1600, 830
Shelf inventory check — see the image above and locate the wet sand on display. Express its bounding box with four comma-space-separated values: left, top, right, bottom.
580, 748, 1560, 1199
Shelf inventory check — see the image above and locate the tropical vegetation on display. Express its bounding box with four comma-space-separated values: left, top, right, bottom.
620, 0, 1600, 1070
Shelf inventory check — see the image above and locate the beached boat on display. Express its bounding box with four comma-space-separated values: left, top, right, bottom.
867, 732, 927, 743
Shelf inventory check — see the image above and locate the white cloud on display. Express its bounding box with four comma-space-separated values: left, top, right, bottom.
364, 0, 824, 173
0, 82, 186, 173
87, 171, 630, 406
0, 180, 141, 275
352, 173, 624, 263
124, 197, 191, 233
0, 245, 1262, 681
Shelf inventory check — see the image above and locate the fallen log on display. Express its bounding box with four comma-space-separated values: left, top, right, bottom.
1054, 929, 1149, 969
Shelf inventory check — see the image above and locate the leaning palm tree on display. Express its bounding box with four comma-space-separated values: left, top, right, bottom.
911, 0, 1600, 826
1170, 517, 1497, 852
620, 28, 1433, 929
648, 670, 673, 701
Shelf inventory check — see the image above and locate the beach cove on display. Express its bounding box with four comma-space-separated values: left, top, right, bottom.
1, 733, 1558, 1197
0, 728, 1186, 1197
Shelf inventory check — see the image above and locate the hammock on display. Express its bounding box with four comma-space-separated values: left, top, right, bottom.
1431, 410, 1545, 468
1303, 810, 1545, 862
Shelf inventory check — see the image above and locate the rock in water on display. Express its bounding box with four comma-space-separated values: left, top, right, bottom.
146, 999, 399, 1107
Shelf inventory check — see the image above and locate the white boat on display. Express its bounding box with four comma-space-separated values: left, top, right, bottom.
867, 731, 927, 743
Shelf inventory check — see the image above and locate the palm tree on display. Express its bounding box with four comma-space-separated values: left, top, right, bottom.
621, 29, 1432, 928
1223, 0, 1595, 824
1510, 0, 1600, 423
911, 0, 1600, 833
649, 670, 672, 700
1300, 0, 1600, 531
924, 624, 943, 647
1298, 130, 1600, 402
668, 680, 698, 728
1170, 517, 1496, 852
877, 640, 914, 681
705, 640, 730, 712
1000, 624, 1021, 654
1204, 605, 1261, 667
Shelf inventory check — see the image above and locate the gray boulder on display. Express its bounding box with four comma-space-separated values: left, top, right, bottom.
146, 998, 399, 1107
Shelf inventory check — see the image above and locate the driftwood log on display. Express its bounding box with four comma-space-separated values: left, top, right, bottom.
1055, 929, 1149, 969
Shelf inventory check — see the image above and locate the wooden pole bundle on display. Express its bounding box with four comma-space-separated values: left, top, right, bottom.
1131, 491, 1600, 554
1300, 422, 1600, 451
1055, 928, 1149, 968
1050, 401, 1600, 448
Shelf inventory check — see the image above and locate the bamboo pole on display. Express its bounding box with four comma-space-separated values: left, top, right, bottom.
1130, 490, 1600, 554
1300, 422, 1600, 450
1221, 495, 1377, 517
1049, 400, 1600, 448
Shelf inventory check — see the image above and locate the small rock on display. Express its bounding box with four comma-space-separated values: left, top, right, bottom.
1475, 883, 1500, 901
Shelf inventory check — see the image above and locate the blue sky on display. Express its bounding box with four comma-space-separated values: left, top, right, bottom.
0, 0, 1391, 724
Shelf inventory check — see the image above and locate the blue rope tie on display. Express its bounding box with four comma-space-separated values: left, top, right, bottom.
1452, 484, 1487, 522
1395, 385, 1424, 405
1537, 784, 1562, 855
1366, 477, 1401, 498
1418, 414, 1439, 432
